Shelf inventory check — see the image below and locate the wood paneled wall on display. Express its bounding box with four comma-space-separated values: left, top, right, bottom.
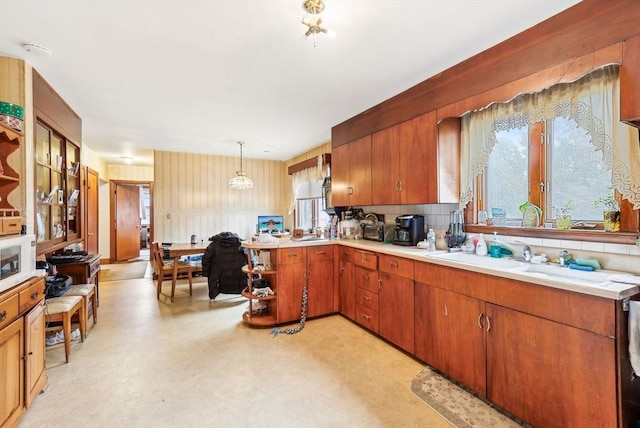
154, 150, 288, 241
285, 141, 331, 169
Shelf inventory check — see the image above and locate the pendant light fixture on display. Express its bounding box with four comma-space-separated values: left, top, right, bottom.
229, 141, 254, 190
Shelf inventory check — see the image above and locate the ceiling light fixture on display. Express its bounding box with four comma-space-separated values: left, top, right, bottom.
301, 0, 328, 48
228, 141, 253, 190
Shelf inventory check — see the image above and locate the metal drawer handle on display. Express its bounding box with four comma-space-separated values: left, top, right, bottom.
477, 313, 483, 329
315, 250, 324, 254
361, 313, 371, 320
0, 310, 6, 322
390, 261, 399, 268
364, 295, 371, 301
363, 274, 369, 280
31, 291, 39, 300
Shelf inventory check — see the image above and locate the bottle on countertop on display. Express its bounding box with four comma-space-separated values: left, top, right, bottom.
426, 229, 436, 252
475, 233, 488, 256
490, 231, 501, 258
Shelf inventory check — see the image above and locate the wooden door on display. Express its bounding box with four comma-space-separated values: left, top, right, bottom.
277, 258, 306, 324
24, 301, 46, 408
348, 135, 372, 206
338, 259, 355, 320
307, 245, 334, 318
85, 168, 99, 255
0, 317, 23, 427
378, 271, 414, 353
486, 304, 616, 427
372, 125, 401, 205
426, 286, 486, 396
399, 111, 437, 204
331, 144, 350, 207
114, 183, 140, 262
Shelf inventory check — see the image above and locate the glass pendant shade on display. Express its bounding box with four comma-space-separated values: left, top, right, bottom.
229, 141, 253, 190
229, 171, 253, 190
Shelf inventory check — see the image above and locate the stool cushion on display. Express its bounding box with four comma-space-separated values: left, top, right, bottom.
65, 283, 96, 296
46, 295, 83, 314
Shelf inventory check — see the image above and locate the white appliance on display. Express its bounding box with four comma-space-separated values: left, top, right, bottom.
0, 234, 36, 293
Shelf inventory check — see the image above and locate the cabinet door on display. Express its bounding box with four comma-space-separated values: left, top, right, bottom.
338, 259, 355, 320
426, 286, 486, 396
307, 246, 334, 318
277, 260, 306, 324
347, 135, 372, 206
331, 144, 350, 207
378, 272, 414, 353
0, 317, 24, 427
24, 300, 47, 408
372, 125, 401, 205
486, 304, 616, 427
398, 111, 437, 204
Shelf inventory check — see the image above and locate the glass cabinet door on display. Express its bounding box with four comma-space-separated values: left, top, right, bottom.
66, 141, 80, 239
35, 120, 81, 254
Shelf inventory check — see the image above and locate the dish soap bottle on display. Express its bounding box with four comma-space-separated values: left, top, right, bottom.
475, 233, 488, 256
490, 231, 501, 258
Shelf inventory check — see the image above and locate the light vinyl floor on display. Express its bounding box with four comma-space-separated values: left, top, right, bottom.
19, 269, 450, 428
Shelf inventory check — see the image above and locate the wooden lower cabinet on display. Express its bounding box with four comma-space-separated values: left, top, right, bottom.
416, 283, 486, 395
378, 271, 414, 354
486, 303, 616, 427
277, 245, 334, 323
338, 247, 355, 321
413, 260, 634, 427
0, 276, 47, 428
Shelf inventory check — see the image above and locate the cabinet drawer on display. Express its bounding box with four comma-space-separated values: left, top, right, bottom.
308, 245, 332, 262
353, 249, 377, 269
0, 294, 19, 330
355, 305, 378, 333
279, 247, 306, 265
88, 258, 100, 279
356, 287, 378, 311
1, 217, 22, 235
379, 254, 414, 279
355, 266, 378, 294
19, 279, 44, 314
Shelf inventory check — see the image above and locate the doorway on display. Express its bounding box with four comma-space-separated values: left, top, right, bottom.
109, 180, 154, 263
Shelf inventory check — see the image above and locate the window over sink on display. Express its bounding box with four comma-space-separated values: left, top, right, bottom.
462, 65, 640, 237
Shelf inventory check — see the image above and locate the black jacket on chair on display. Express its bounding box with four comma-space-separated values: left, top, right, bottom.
201, 232, 247, 299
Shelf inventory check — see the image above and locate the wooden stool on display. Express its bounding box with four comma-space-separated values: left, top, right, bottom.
64, 283, 97, 337
45, 295, 85, 363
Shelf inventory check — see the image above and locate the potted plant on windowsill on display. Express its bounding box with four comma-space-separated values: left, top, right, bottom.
595, 188, 620, 232
553, 201, 574, 230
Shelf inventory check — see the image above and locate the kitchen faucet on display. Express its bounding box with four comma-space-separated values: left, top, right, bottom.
500, 239, 533, 262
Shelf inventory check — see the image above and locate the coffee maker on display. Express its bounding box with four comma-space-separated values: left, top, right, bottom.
393, 215, 425, 246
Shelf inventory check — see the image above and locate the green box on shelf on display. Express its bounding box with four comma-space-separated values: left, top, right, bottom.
0, 101, 24, 119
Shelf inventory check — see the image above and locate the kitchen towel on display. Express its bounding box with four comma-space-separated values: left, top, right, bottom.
630, 301, 640, 376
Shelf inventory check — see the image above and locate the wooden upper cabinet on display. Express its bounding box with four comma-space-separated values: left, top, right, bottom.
331, 135, 372, 207
621, 34, 640, 126
372, 111, 438, 205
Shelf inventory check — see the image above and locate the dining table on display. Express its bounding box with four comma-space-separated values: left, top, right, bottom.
165, 242, 209, 285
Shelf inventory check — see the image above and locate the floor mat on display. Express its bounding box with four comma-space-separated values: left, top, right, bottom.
99, 261, 149, 282
410, 366, 524, 428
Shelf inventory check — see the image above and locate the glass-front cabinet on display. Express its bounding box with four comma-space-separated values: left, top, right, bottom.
35, 120, 81, 254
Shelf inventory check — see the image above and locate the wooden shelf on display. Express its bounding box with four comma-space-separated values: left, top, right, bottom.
241, 290, 276, 301
242, 311, 276, 327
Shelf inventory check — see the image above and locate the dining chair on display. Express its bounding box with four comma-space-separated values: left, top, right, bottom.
151, 241, 193, 301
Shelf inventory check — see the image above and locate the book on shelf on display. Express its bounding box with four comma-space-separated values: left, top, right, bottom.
45, 185, 59, 203
68, 161, 80, 175
68, 189, 79, 204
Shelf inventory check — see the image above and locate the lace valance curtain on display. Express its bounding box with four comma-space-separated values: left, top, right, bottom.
288, 155, 328, 214
460, 65, 640, 209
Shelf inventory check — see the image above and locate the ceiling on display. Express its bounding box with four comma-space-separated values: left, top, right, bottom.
0, 0, 580, 166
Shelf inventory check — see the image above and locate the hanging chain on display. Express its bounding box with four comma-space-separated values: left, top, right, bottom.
271, 284, 308, 337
